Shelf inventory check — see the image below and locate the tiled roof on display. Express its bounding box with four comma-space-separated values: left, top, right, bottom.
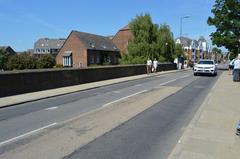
72, 31, 119, 52
34, 38, 65, 49
176, 37, 192, 47
119, 25, 130, 31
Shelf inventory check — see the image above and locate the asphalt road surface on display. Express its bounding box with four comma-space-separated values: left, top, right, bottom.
0, 70, 220, 158
64, 72, 220, 159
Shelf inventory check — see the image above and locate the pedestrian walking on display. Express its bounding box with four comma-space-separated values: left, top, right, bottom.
228, 58, 236, 75
233, 54, 240, 82
146, 58, 152, 74
153, 58, 158, 73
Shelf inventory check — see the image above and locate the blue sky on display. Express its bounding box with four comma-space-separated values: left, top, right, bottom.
0, 0, 216, 52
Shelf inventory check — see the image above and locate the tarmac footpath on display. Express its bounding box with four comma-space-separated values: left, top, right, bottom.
168, 71, 240, 159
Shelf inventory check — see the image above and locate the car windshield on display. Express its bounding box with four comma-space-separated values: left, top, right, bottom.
198, 61, 214, 65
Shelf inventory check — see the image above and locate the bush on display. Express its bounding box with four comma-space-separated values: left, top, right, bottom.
0, 49, 9, 70
36, 54, 55, 69
6, 53, 36, 70
54, 64, 63, 68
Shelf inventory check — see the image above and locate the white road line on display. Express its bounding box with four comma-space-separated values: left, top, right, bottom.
103, 90, 147, 107
45, 107, 58, 111
179, 74, 191, 79
156, 74, 191, 87
0, 122, 57, 147
158, 79, 177, 86
135, 84, 142, 87
156, 74, 168, 78
113, 91, 121, 94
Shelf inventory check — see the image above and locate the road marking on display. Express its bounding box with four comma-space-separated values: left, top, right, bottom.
45, 107, 58, 111
103, 90, 147, 107
156, 74, 168, 78
0, 122, 57, 147
158, 79, 177, 86
155, 74, 191, 88
135, 84, 142, 87
179, 74, 191, 79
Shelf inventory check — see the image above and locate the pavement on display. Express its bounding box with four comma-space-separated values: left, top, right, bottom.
0, 69, 187, 108
168, 71, 240, 159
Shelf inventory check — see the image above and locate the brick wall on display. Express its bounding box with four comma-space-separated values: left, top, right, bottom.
0, 64, 176, 97
112, 29, 133, 55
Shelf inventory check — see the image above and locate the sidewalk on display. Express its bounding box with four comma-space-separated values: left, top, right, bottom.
0, 69, 188, 108
168, 71, 240, 159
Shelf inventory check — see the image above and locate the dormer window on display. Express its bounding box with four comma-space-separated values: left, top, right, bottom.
90, 42, 95, 48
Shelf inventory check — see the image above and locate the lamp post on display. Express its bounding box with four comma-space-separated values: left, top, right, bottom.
180, 16, 190, 44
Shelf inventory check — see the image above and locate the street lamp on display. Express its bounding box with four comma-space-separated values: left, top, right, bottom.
180, 16, 190, 44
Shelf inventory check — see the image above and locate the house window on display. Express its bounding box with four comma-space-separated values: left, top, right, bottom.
63, 56, 72, 67
96, 55, 100, 64
63, 51, 72, 67
90, 55, 94, 64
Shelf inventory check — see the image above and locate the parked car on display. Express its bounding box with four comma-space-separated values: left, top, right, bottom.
193, 59, 217, 76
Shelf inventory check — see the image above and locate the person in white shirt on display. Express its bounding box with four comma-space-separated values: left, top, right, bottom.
233, 54, 240, 81
153, 58, 158, 73
146, 58, 152, 74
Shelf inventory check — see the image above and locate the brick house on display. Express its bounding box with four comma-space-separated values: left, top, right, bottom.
56, 31, 120, 68
112, 25, 133, 55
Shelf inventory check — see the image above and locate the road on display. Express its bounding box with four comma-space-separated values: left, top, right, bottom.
63, 72, 219, 159
0, 70, 220, 158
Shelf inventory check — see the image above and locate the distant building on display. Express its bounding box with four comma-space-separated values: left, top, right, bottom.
0, 46, 16, 55
56, 30, 120, 68
112, 25, 133, 55
175, 36, 211, 63
33, 38, 65, 57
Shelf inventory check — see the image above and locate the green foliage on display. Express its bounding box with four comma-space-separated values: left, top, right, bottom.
0, 49, 8, 70
208, 0, 240, 56
124, 13, 176, 64
54, 64, 63, 68
229, 52, 236, 60
174, 43, 184, 59
156, 24, 175, 62
212, 47, 222, 54
128, 13, 157, 59
36, 54, 55, 69
120, 54, 147, 64
6, 53, 36, 70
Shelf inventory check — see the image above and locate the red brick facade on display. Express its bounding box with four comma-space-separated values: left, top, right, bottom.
56, 31, 120, 68
112, 25, 133, 55
56, 32, 88, 68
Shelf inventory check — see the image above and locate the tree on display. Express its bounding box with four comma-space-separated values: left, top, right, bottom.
127, 13, 158, 63
212, 47, 222, 61
174, 43, 184, 59
208, 0, 240, 57
0, 49, 9, 70
156, 24, 175, 62
36, 54, 55, 69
